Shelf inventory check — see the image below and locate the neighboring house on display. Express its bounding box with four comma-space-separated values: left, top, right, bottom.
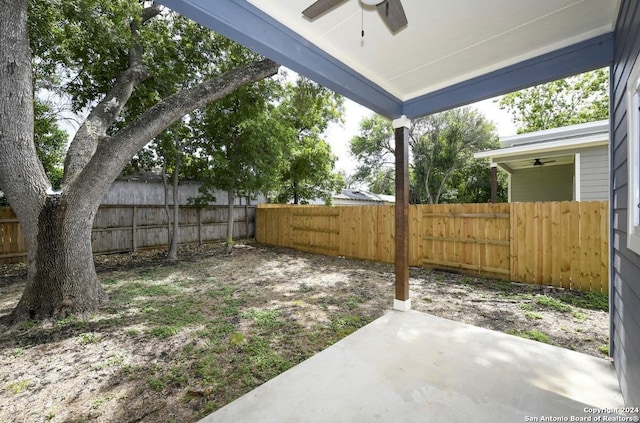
332, 189, 395, 206
101, 172, 264, 206
307, 189, 395, 205
474, 120, 609, 202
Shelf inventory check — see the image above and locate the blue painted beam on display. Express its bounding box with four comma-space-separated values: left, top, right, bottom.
158, 1, 613, 120
158, 0, 403, 118
402, 33, 615, 119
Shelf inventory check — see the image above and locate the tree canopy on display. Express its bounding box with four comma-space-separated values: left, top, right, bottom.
192, 80, 284, 201
498, 68, 609, 133
272, 78, 345, 204
350, 109, 506, 204
0, 99, 67, 206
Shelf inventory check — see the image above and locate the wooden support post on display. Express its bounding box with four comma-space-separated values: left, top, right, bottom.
490, 163, 498, 204
393, 116, 411, 311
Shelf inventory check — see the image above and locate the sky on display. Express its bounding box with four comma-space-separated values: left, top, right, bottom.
324, 96, 518, 175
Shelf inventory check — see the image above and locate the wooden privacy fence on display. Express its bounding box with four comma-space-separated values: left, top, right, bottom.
0, 207, 26, 264
0, 204, 256, 264
256, 201, 609, 293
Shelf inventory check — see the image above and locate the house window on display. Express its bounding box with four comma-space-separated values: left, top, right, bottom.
628, 58, 640, 255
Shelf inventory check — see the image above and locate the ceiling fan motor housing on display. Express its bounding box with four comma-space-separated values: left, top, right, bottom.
303, 0, 407, 34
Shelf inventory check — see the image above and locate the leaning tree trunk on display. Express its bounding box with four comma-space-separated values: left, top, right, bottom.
1, 0, 105, 322
224, 190, 235, 254
10, 195, 107, 321
0, 0, 280, 323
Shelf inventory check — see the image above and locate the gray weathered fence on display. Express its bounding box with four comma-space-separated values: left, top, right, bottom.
0, 204, 256, 263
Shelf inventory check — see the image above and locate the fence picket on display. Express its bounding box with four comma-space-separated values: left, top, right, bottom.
0, 204, 257, 263
549, 202, 561, 286
2, 202, 609, 294
254, 201, 609, 294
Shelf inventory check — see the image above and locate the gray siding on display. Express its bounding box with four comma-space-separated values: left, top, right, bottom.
510, 164, 574, 202
580, 146, 610, 200
611, 0, 640, 406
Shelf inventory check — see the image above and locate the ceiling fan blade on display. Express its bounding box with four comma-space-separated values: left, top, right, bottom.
376, 0, 408, 34
303, 0, 348, 19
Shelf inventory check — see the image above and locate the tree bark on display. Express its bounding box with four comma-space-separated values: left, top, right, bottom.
161, 159, 175, 261
10, 195, 108, 321
167, 151, 181, 262
0, 1, 280, 322
224, 190, 235, 254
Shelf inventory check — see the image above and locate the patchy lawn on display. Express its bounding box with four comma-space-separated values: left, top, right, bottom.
0, 242, 609, 423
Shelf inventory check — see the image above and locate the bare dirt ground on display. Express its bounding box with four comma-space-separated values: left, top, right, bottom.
0, 242, 610, 423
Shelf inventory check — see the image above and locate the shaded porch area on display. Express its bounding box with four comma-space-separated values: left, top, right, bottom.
200, 310, 624, 422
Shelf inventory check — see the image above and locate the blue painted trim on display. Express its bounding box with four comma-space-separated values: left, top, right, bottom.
158, 0, 403, 117
403, 34, 615, 119
159, 1, 613, 120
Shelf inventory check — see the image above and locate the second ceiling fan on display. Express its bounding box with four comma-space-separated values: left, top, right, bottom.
302, 0, 408, 34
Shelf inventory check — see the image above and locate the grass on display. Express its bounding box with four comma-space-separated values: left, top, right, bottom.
519, 294, 575, 313
559, 291, 609, 311
92, 353, 125, 371
77, 332, 102, 344
242, 309, 283, 329
572, 310, 588, 322
79, 256, 377, 420
524, 311, 543, 320
534, 295, 572, 312
6, 379, 31, 395
519, 302, 535, 311
0, 245, 611, 422
506, 329, 550, 344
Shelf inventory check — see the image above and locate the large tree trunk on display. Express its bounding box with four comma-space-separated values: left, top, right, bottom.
0, 0, 279, 323
224, 190, 235, 254
10, 195, 107, 321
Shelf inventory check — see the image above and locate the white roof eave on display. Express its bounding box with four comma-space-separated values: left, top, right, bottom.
474, 134, 609, 161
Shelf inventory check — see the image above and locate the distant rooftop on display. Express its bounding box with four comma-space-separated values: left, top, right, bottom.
499, 119, 609, 148
336, 190, 395, 203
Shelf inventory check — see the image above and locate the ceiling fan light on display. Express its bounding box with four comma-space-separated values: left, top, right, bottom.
360, 0, 381, 5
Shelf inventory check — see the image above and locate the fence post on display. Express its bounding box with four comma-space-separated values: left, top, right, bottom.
132, 205, 137, 253
244, 204, 249, 238
197, 208, 202, 246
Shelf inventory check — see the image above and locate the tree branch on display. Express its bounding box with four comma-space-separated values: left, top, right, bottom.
62, 4, 160, 187
141, 3, 163, 25
70, 58, 280, 207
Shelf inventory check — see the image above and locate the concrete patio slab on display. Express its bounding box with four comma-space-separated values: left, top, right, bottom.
199, 310, 626, 423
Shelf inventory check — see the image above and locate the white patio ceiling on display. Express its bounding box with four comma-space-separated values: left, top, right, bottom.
158, 0, 619, 119
252, 0, 615, 100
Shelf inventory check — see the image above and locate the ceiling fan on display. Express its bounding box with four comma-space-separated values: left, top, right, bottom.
302, 0, 408, 34
533, 158, 556, 166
